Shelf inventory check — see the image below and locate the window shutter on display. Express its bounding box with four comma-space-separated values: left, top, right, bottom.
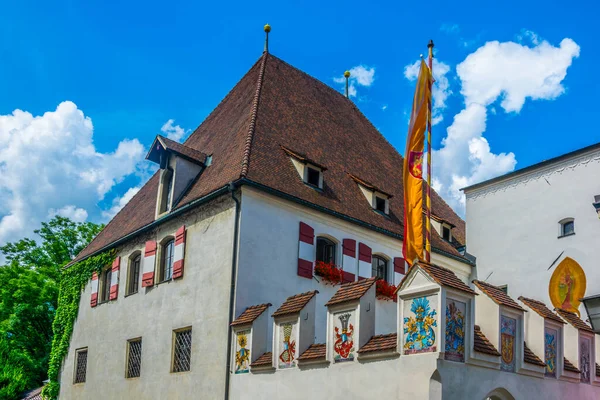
142, 240, 157, 287
342, 239, 356, 283
173, 225, 186, 279
358, 243, 372, 280
298, 222, 315, 279
109, 257, 120, 300
90, 272, 99, 307
393, 257, 405, 274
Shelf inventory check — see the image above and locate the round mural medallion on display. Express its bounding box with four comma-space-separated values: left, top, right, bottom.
549, 257, 586, 316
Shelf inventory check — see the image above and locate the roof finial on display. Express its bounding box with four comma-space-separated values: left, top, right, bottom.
427, 39, 434, 58
264, 24, 271, 53
344, 70, 350, 98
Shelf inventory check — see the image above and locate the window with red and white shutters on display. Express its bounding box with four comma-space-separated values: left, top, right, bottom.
358, 243, 372, 280
342, 239, 356, 283
298, 222, 315, 279
173, 226, 186, 279
142, 241, 157, 287
109, 256, 120, 300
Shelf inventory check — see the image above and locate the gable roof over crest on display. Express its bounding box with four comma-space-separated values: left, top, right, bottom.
72, 52, 468, 265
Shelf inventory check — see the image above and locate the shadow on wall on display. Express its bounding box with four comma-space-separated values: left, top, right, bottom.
429, 369, 442, 400
484, 387, 516, 400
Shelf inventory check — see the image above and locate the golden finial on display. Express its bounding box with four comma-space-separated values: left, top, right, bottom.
427, 40, 434, 59
263, 24, 271, 53
344, 70, 351, 98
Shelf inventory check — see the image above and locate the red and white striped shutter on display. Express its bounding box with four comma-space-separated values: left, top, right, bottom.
358, 243, 372, 280
342, 239, 356, 283
90, 272, 99, 307
109, 257, 120, 300
393, 257, 405, 286
142, 240, 157, 287
298, 222, 315, 279
173, 225, 186, 279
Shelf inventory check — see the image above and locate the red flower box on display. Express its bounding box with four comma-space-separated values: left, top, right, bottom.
314, 261, 343, 285
376, 279, 397, 301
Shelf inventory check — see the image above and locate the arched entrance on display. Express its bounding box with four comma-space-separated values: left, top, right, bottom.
485, 387, 516, 400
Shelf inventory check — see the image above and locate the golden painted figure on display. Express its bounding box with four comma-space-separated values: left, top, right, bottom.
549, 257, 586, 316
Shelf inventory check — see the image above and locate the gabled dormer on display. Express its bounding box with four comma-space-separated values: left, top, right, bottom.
431, 215, 454, 242
281, 145, 326, 190
348, 173, 392, 216
147, 135, 208, 219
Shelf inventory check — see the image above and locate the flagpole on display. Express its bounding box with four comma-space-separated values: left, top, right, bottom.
425, 40, 434, 263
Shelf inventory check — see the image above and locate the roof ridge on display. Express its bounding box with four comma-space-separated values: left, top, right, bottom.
240, 52, 269, 178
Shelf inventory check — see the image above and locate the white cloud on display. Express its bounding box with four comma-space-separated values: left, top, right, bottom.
102, 186, 141, 220
334, 65, 375, 98
440, 23, 460, 34
404, 58, 452, 125
161, 119, 189, 142
0, 101, 146, 248
517, 29, 541, 45
382, 105, 388, 111
432, 37, 580, 214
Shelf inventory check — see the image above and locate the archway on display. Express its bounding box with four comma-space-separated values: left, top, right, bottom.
484, 387, 516, 400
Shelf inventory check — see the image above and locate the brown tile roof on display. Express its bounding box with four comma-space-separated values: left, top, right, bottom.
272, 291, 318, 317
523, 342, 545, 367
281, 145, 328, 171
230, 303, 271, 327
71, 52, 468, 265
325, 277, 377, 307
518, 297, 565, 324
555, 308, 594, 333
473, 325, 501, 356
297, 343, 327, 361
21, 387, 43, 400
358, 333, 398, 354
473, 280, 525, 312
398, 262, 475, 295
563, 357, 580, 374
250, 352, 273, 368
149, 135, 208, 165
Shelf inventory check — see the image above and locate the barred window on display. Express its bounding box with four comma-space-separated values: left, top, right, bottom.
74, 348, 88, 384
126, 338, 142, 378
172, 328, 192, 372
161, 239, 175, 282
127, 254, 141, 295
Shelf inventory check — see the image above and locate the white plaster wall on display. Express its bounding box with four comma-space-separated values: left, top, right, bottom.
236, 187, 472, 348
523, 305, 545, 362
465, 151, 600, 317
59, 196, 236, 400
474, 287, 500, 348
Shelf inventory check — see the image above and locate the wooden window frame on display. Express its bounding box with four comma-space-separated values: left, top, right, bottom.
158, 237, 175, 283
316, 236, 337, 265
99, 266, 112, 304
126, 252, 142, 296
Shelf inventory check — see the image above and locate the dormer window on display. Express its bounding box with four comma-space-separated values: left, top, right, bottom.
373, 193, 389, 215
281, 146, 326, 190
306, 166, 322, 188
348, 173, 392, 216
158, 167, 174, 214
442, 225, 451, 241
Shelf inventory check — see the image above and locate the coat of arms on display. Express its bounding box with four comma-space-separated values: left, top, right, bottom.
408, 151, 424, 179
404, 296, 437, 354
235, 331, 250, 374
278, 324, 296, 369
334, 313, 355, 362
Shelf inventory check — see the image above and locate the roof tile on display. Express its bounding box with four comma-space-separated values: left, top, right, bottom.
555, 308, 594, 333
231, 303, 271, 327
250, 352, 273, 368
398, 262, 475, 295
297, 343, 327, 361
473, 280, 525, 312
523, 342, 545, 367
272, 291, 318, 318
358, 333, 397, 354
518, 297, 565, 324
564, 357, 580, 374
325, 278, 377, 307
473, 325, 501, 357
153, 135, 207, 165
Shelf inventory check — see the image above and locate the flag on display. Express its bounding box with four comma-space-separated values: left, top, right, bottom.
403, 60, 432, 265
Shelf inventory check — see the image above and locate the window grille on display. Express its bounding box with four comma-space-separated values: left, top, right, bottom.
128, 255, 141, 295
126, 339, 142, 378
74, 348, 88, 383
172, 328, 192, 372
162, 240, 175, 281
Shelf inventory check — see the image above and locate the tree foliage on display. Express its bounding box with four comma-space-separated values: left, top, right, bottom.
0, 217, 103, 400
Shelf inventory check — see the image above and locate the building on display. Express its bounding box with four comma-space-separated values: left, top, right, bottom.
463, 143, 600, 320
58, 31, 600, 399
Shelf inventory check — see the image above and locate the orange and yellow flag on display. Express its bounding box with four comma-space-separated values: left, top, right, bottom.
402, 60, 432, 265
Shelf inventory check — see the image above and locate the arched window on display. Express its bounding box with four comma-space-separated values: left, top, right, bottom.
372, 255, 388, 282
559, 218, 575, 237
160, 239, 175, 282
100, 267, 112, 303
158, 168, 174, 214
316, 237, 336, 264
127, 253, 141, 295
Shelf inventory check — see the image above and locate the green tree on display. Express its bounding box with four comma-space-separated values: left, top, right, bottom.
0, 217, 103, 400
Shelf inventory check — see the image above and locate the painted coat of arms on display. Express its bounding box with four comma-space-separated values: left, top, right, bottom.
278, 323, 297, 369
235, 331, 250, 374
500, 316, 516, 372
544, 328, 557, 377
444, 300, 465, 362
333, 313, 355, 362
408, 151, 424, 179
404, 296, 437, 354
580, 337, 591, 383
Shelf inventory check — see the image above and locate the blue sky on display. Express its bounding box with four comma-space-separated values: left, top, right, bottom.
0, 0, 598, 247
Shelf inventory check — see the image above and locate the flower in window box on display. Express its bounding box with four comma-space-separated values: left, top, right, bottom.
376, 279, 397, 301
314, 261, 343, 285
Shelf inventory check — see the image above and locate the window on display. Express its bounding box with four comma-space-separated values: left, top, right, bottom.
316, 237, 336, 264
442, 226, 451, 241
375, 196, 387, 213
126, 338, 142, 378
306, 166, 321, 188
158, 168, 174, 214
160, 239, 175, 282
127, 254, 141, 295
372, 255, 389, 282
172, 328, 192, 372
559, 218, 575, 237
74, 348, 88, 384
100, 268, 112, 303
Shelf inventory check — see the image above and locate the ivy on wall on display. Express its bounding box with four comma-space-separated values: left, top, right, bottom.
42, 250, 115, 400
